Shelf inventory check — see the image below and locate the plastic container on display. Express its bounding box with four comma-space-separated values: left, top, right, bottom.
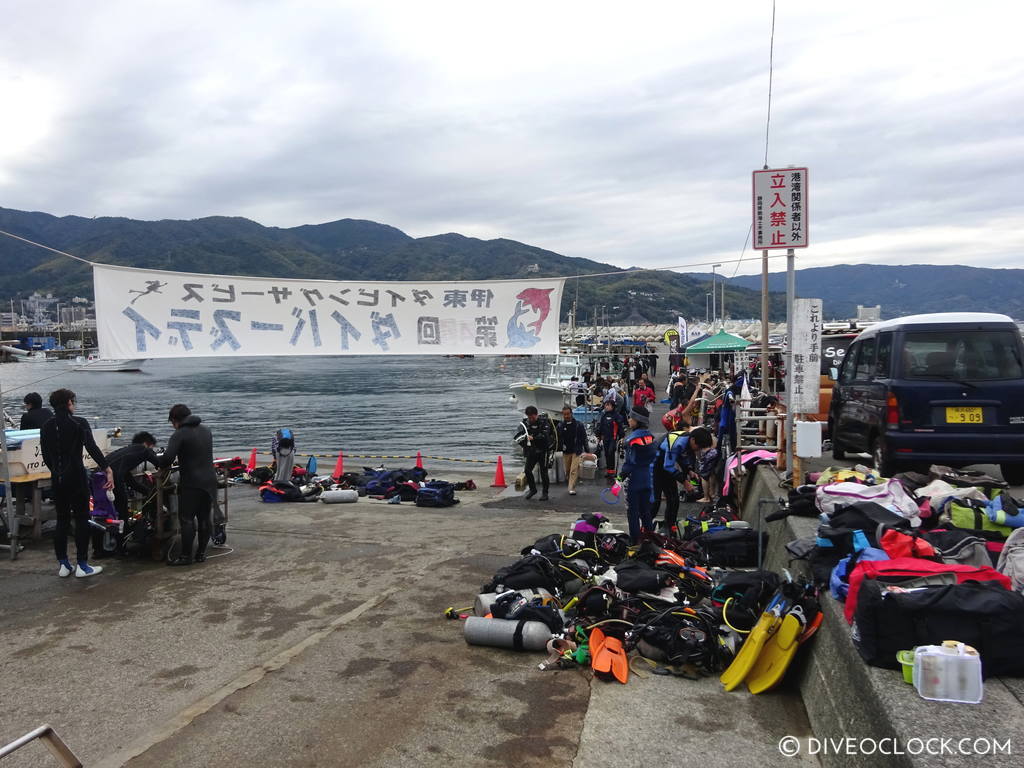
896, 650, 915, 684
580, 459, 598, 480
913, 643, 983, 704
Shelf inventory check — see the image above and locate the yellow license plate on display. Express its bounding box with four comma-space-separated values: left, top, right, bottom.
946, 407, 983, 424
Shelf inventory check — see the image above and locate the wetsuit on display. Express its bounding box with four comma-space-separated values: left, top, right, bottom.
20, 406, 54, 430
514, 414, 554, 496
619, 427, 658, 542
40, 409, 108, 563
596, 408, 626, 478
160, 415, 217, 560
651, 431, 691, 533
105, 443, 160, 519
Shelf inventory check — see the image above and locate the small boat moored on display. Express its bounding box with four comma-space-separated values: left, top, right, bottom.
69, 355, 146, 372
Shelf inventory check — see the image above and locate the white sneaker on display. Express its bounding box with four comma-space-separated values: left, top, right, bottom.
569, 490, 577, 496
75, 563, 103, 578
58, 562, 73, 578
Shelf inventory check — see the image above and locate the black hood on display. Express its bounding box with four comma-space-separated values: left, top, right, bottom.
182, 415, 202, 427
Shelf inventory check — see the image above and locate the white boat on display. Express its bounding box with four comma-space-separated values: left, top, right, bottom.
69, 355, 145, 372
508, 353, 584, 416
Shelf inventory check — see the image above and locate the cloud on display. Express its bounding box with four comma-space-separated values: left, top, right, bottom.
0, 0, 1021, 275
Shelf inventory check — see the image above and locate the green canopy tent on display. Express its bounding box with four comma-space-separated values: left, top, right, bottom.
685, 330, 751, 353
685, 330, 752, 375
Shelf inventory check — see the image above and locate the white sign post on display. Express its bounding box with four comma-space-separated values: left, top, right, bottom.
677, 316, 687, 352
789, 298, 823, 414
752, 167, 809, 250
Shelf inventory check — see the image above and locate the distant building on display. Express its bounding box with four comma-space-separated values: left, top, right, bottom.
856, 305, 882, 322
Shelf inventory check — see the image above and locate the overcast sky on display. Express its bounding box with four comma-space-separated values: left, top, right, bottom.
1, 0, 1021, 276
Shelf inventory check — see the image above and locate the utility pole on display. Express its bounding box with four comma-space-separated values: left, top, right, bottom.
761, 249, 770, 392
711, 264, 722, 328
705, 293, 711, 324
785, 247, 796, 478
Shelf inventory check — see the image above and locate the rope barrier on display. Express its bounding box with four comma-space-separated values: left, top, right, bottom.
231, 452, 500, 465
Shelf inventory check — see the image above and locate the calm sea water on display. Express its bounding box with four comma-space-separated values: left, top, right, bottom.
1, 356, 552, 464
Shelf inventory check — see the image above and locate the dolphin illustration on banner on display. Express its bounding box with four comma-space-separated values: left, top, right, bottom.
506, 287, 554, 348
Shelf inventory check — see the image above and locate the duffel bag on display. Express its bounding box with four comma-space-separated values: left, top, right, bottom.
844, 557, 1011, 624
415, 480, 457, 507
945, 499, 1013, 538
816, 480, 920, 519
694, 528, 767, 568
852, 580, 1024, 676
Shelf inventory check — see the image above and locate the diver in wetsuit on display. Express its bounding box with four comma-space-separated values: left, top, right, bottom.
39, 388, 113, 578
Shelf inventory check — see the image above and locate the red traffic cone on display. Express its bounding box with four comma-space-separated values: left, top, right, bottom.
491, 455, 507, 488
416, 450, 423, 470
332, 450, 345, 480
246, 448, 257, 472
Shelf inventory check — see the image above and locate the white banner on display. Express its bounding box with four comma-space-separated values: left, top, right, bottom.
789, 298, 823, 413
677, 316, 687, 351
752, 167, 808, 249
94, 264, 565, 358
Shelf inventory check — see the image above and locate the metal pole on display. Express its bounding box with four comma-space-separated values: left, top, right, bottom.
721, 277, 726, 326
761, 249, 770, 393
711, 267, 717, 327
785, 247, 796, 479
705, 293, 710, 324
0, 374, 18, 560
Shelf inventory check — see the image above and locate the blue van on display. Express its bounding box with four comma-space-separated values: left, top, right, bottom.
828, 313, 1024, 483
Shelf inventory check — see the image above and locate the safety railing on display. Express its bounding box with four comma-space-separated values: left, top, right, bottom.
0, 724, 82, 767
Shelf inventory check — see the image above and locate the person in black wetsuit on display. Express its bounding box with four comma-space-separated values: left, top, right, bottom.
20, 392, 54, 430
160, 404, 217, 566
101, 432, 160, 555
513, 406, 554, 501
39, 388, 113, 578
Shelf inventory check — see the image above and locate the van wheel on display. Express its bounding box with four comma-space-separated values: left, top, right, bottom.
1001, 464, 1024, 487
870, 436, 896, 478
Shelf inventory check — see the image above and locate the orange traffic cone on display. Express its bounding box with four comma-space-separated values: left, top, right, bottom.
416, 450, 423, 470
332, 450, 345, 480
246, 448, 257, 472
491, 455, 507, 488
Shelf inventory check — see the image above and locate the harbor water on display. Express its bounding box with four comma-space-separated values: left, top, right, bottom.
0, 356, 552, 464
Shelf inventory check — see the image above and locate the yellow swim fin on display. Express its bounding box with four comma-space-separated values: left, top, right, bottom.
746, 611, 804, 694
719, 611, 779, 691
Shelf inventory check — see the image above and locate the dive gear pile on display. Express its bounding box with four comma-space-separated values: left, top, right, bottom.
456, 507, 820, 690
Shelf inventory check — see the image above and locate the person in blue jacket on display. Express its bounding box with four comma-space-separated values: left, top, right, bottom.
651, 429, 693, 536
617, 405, 658, 543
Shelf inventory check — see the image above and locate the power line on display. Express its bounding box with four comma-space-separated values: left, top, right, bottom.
0, 229, 95, 265
764, 0, 777, 169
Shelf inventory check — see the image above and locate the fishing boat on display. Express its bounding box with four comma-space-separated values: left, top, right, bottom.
69, 354, 145, 372
508, 353, 583, 416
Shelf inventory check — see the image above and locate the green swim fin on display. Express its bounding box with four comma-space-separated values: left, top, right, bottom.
719, 592, 788, 692
746, 611, 804, 694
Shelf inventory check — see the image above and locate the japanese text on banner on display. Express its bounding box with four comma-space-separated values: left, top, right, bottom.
94, 265, 565, 359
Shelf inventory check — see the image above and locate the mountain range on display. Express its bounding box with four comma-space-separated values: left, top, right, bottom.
718, 264, 1024, 320
2, 207, 1019, 322
0, 207, 784, 323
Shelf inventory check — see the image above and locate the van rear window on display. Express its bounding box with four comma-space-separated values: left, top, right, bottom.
901, 330, 1024, 380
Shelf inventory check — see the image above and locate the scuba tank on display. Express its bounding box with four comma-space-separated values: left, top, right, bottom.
320, 489, 359, 504
273, 428, 296, 483
463, 616, 552, 652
